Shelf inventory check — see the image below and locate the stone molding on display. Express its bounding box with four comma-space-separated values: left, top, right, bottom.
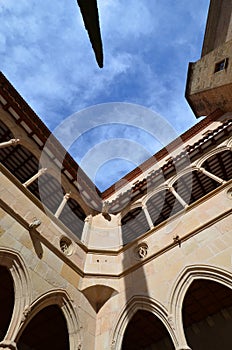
168, 264, 232, 347
196, 145, 231, 168
0, 248, 31, 342
15, 289, 82, 350
111, 295, 178, 350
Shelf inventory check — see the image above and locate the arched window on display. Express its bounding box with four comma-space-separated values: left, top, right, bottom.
17, 305, 69, 350
59, 198, 86, 239
146, 189, 183, 227
182, 279, 232, 350
122, 310, 174, 350
121, 207, 150, 244
0, 121, 39, 184
202, 150, 232, 181
0, 266, 14, 341
173, 170, 220, 206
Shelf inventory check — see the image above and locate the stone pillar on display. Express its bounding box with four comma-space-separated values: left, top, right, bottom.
0, 139, 20, 148
55, 192, 71, 218
168, 186, 188, 208
81, 214, 92, 244
23, 168, 47, 187
197, 166, 226, 184
142, 204, 154, 230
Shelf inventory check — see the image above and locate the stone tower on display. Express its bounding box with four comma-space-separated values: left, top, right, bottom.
186, 0, 232, 117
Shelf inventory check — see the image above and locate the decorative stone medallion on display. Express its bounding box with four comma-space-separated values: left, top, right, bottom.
135, 242, 148, 260
60, 237, 73, 255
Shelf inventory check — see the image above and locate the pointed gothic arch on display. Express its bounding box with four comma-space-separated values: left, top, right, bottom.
15, 289, 82, 350
0, 248, 31, 342
168, 264, 232, 348
182, 279, 232, 349
111, 296, 178, 350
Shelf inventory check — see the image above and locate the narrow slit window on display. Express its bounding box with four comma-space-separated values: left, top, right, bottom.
214, 58, 228, 73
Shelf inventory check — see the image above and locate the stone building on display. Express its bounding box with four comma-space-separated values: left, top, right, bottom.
0, 1, 232, 349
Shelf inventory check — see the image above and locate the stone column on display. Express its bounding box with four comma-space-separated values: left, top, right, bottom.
23, 168, 47, 187
0, 139, 20, 148
81, 214, 92, 244
197, 166, 226, 184
55, 192, 71, 218
168, 186, 188, 208
142, 204, 154, 230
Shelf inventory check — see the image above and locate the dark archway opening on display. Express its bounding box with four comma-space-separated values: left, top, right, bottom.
121, 208, 150, 244
59, 198, 86, 239
17, 304, 69, 350
202, 150, 232, 181
122, 310, 174, 350
173, 170, 220, 206
0, 265, 15, 341
147, 189, 183, 227
182, 279, 232, 350
0, 120, 40, 184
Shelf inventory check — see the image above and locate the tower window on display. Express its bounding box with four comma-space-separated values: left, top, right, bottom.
214, 58, 228, 72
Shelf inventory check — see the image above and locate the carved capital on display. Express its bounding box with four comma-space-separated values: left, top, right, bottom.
84, 214, 92, 223
0, 340, 18, 350
10, 138, 20, 145
197, 166, 204, 173
64, 192, 71, 200
38, 167, 47, 175
21, 305, 31, 323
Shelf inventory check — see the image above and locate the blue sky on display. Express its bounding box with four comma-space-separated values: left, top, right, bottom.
0, 0, 210, 191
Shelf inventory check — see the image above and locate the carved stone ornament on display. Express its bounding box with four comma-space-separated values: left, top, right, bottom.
85, 215, 92, 223
21, 305, 31, 323
0, 340, 18, 349
168, 315, 175, 330
60, 237, 73, 255
135, 243, 148, 260
11, 138, 20, 145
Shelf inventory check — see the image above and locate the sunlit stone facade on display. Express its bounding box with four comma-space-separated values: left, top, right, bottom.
0, 2, 232, 349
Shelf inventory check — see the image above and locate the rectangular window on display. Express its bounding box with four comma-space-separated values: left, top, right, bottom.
214, 58, 228, 73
